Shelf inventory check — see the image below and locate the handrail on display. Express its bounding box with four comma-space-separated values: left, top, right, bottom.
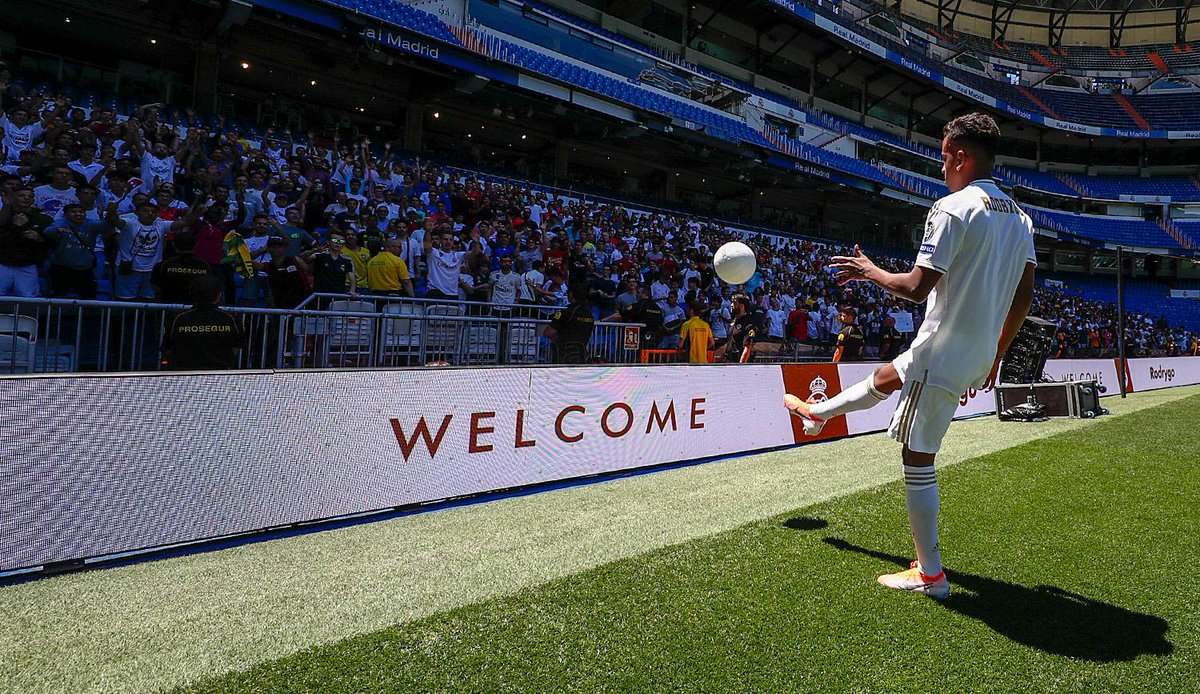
0, 295, 646, 329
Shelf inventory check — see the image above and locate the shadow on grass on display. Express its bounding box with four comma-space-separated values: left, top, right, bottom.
782, 517, 829, 531
821, 537, 1173, 663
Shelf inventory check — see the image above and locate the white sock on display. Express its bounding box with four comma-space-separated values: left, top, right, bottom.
808, 375, 889, 420
903, 465, 943, 577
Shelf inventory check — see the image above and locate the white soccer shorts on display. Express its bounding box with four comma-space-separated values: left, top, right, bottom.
887, 376, 959, 454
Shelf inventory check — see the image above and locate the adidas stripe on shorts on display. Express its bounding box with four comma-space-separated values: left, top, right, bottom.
887, 376, 960, 454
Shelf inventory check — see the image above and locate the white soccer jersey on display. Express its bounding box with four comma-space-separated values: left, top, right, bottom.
898, 178, 1036, 394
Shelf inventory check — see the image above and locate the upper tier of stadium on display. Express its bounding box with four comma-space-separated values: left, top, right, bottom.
147, 0, 1192, 251
767, 0, 1200, 134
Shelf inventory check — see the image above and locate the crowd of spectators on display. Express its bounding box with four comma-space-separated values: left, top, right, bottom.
0, 65, 1196, 362
1033, 288, 1200, 358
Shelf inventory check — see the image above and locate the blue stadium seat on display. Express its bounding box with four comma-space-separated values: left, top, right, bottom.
1027, 205, 1180, 248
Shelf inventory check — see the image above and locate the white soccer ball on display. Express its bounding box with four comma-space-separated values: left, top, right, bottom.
714, 241, 756, 285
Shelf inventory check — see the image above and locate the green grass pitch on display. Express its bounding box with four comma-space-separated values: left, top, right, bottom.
178, 394, 1199, 693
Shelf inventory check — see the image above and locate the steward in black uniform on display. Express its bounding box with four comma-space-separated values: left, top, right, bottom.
152, 234, 213, 304
161, 275, 243, 370
544, 283, 595, 364
833, 307, 864, 363
619, 286, 665, 351
725, 294, 757, 363
879, 318, 905, 361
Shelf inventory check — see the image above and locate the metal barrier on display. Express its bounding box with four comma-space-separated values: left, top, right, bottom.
296, 292, 556, 316
0, 297, 644, 374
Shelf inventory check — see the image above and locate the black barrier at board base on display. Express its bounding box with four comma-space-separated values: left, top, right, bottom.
40, 559, 86, 575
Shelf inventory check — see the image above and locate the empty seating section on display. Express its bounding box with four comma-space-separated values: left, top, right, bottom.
1171, 220, 1200, 248
327, 0, 459, 43
879, 166, 949, 199
788, 0, 1200, 131
524, 0, 779, 103
1061, 174, 1200, 201
1034, 90, 1140, 129
802, 110, 941, 161
993, 166, 1078, 197
1127, 92, 1200, 130
1026, 206, 1179, 248
1160, 46, 1200, 72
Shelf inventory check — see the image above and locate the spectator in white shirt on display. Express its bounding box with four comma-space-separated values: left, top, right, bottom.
489, 254, 523, 314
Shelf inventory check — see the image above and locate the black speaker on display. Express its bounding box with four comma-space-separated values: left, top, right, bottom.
998, 315, 1056, 384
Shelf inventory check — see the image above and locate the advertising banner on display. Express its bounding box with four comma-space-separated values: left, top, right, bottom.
5, 358, 1194, 571
1124, 356, 1200, 392
1042, 358, 1122, 396
0, 367, 792, 572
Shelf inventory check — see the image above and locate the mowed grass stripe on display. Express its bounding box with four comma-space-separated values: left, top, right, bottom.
184, 394, 1200, 693
1, 386, 1195, 694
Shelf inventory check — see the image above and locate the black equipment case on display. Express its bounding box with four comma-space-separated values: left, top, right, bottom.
995, 380, 1104, 419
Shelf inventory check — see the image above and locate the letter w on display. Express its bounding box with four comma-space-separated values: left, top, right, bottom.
390, 416, 453, 460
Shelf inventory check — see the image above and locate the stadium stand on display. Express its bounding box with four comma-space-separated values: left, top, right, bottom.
1060, 174, 1200, 201
3, 61, 1193, 362
1170, 219, 1200, 249
1035, 90, 1142, 131
1039, 270, 1200, 342
1127, 92, 1200, 130
994, 166, 1080, 198
1025, 206, 1180, 248
783, 0, 1200, 132
2, 0, 1199, 367
304, 0, 1200, 214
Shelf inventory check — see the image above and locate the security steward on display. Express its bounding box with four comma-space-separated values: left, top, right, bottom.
833, 306, 864, 363
544, 282, 595, 364
878, 315, 905, 361
725, 293, 757, 363
161, 275, 243, 370
615, 284, 665, 354
151, 234, 214, 304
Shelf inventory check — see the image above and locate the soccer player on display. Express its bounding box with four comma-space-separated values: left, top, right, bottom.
783, 113, 1036, 599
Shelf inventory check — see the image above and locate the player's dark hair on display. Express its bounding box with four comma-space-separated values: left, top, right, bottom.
943, 113, 1000, 161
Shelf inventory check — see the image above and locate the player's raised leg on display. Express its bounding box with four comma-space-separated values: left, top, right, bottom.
783, 363, 901, 435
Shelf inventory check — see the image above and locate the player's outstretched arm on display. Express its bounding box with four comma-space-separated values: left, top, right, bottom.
829, 245, 942, 304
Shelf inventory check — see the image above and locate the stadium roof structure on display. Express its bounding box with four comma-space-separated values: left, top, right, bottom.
915, 0, 1199, 47
975, 0, 1193, 10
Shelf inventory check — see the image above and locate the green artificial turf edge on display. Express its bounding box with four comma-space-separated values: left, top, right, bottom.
180, 394, 1200, 694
